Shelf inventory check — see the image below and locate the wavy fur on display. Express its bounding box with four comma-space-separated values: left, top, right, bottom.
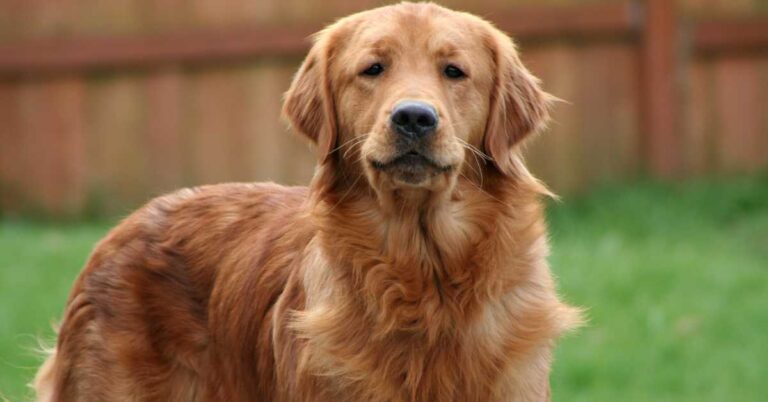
35, 3, 580, 401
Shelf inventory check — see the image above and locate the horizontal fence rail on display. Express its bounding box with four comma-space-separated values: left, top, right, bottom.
0, 26, 317, 75
0, 3, 640, 76
693, 18, 768, 55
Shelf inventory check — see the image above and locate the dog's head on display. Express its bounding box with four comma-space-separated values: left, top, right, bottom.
284, 3, 552, 197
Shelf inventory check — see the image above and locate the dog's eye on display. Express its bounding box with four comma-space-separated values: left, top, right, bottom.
361, 63, 384, 77
444, 64, 466, 79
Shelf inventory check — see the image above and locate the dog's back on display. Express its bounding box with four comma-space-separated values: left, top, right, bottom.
35, 183, 309, 402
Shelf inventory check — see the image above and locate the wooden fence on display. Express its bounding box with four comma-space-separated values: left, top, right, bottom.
1, 0, 767, 217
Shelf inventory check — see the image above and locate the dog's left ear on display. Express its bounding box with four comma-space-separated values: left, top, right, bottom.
283, 30, 338, 164
484, 29, 554, 176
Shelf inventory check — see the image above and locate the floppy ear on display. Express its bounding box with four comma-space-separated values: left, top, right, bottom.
283, 33, 338, 164
484, 30, 553, 176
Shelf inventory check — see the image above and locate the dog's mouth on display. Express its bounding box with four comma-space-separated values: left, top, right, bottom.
371, 150, 452, 171
370, 150, 453, 185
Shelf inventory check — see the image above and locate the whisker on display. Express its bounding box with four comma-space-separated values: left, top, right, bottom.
451, 138, 488, 187
460, 147, 482, 179
471, 148, 484, 187
330, 135, 367, 155
343, 136, 368, 159
436, 123, 491, 160
456, 137, 491, 161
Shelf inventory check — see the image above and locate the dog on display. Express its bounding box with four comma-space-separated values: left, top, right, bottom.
34, 3, 581, 401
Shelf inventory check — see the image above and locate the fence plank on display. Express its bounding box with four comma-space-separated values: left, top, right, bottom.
0, 82, 22, 212
246, 63, 314, 185
578, 43, 641, 185
185, 66, 254, 184
146, 68, 185, 195
713, 57, 768, 172
524, 44, 585, 193
683, 61, 716, 175
641, 0, 682, 177
15, 77, 86, 215
86, 74, 148, 214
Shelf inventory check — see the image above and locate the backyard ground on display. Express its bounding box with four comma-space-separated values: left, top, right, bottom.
1, 175, 766, 401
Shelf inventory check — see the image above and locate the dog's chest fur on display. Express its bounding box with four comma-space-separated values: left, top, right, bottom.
266, 185, 571, 402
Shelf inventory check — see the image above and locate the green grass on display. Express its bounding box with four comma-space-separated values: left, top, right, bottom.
1, 175, 767, 401
0, 221, 111, 401
549, 175, 768, 402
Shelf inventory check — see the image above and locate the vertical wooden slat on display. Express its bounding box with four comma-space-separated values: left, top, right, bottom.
75, 0, 143, 36
145, 68, 184, 195
15, 83, 41, 212
142, 0, 190, 31
244, 63, 288, 183
15, 77, 87, 215
713, 57, 767, 172
682, 61, 715, 175
761, 57, 768, 169
86, 74, 148, 215
578, 43, 641, 186
524, 44, 585, 194
616, 44, 643, 179
226, 66, 263, 183
191, 0, 242, 28
247, 62, 316, 185
185, 66, 252, 185
190, 0, 282, 28
47, 77, 87, 215
0, 81, 22, 212
276, 64, 317, 185
641, 0, 682, 177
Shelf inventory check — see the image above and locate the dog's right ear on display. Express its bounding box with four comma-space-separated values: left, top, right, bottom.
483, 28, 553, 177
283, 31, 338, 164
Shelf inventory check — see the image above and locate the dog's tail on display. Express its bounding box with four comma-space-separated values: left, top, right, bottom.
31, 291, 92, 402
29, 319, 61, 402
32, 345, 57, 402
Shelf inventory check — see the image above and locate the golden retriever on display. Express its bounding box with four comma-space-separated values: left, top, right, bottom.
34, 3, 580, 401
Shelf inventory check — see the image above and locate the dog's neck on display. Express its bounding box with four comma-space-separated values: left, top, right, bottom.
305, 158, 550, 340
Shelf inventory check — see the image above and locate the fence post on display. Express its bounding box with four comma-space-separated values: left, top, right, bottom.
641, 0, 682, 177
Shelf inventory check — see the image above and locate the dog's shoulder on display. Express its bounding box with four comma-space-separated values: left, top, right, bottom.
144, 182, 309, 224
73, 182, 311, 305
82, 182, 305, 262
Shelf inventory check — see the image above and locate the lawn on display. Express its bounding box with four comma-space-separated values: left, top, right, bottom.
1, 175, 766, 401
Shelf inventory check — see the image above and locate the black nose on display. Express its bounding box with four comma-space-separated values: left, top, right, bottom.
390, 101, 438, 139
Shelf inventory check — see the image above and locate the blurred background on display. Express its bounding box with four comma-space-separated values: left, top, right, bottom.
0, 0, 766, 401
